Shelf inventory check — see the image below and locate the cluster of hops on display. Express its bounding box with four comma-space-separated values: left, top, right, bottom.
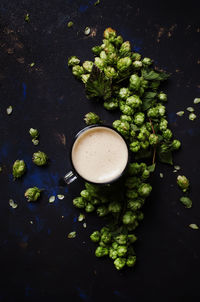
73, 162, 152, 270
68, 27, 181, 164
69, 28, 183, 270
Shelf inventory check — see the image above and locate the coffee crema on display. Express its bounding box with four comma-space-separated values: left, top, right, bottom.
71, 127, 128, 183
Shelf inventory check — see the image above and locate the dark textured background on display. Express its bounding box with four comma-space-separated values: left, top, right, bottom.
0, 0, 200, 301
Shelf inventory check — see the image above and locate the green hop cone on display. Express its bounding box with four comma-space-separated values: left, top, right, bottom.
114, 257, 126, 270
142, 57, 152, 66
122, 211, 137, 225
126, 255, 136, 267
132, 53, 141, 61
171, 139, 181, 150
12, 159, 26, 179
119, 41, 131, 57
149, 133, 159, 145
92, 46, 102, 55
114, 234, 127, 245
119, 87, 131, 99
158, 92, 167, 102
103, 27, 117, 42
117, 245, 127, 257
73, 197, 86, 209
95, 246, 108, 257
68, 56, 80, 67
138, 183, 152, 197
130, 141, 140, 153
129, 74, 141, 91
117, 57, 132, 73
24, 187, 42, 202
32, 151, 48, 166
83, 61, 93, 73
177, 175, 190, 192
29, 128, 39, 139
72, 65, 84, 78
133, 112, 145, 126
90, 231, 101, 243
109, 248, 118, 260
84, 112, 101, 125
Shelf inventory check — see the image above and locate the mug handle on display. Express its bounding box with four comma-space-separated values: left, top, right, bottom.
64, 171, 78, 184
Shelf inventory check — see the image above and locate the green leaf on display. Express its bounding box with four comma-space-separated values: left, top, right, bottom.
147, 163, 156, 172
158, 150, 173, 165
85, 65, 112, 100
141, 93, 157, 111
142, 69, 169, 81
135, 149, 152, 160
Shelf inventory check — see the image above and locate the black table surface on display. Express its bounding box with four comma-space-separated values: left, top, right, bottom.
0, 0, 200, 301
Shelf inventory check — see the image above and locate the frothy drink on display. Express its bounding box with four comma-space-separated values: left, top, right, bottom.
71, 127, 128, 183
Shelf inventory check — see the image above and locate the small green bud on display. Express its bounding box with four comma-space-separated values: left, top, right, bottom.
142, 57, 152, 66
109, 248, 118, 260
114, 234, 127, 245
85, 203, 95, 213
126, 95, 142, 109
126, 255, 136, 267
84, 112, 101, 125
177, 175, 190, 192
117, 57, 132, 72
114, 35, 123, 47
95, 246, 108, 257
29, 128, 39, 139
171, 139, 181, 150
97, 205, 109, 217
92, 46, 102, 55
32, 151, 48, 166
117, 245, 127, 257
103, 27, 117, 42
130, 141, 140, 153
68, 56, 80, 67
90, 231, 101, 242
158, 92, 167, 102
108, 201, 122, 213
122, 211, 137, 225
129, 74, 141, 91
119, 41, 131, 57
25, 187, 42, 202
104, 100, 118, 110
104, 66, 117, 79
72, 65, 84, 78
114, 257, 126, 270
163, 129, 172, 140
180, 197, 192, 208
83, 61, 93, 73
101, 232, 112, 244
149, 133, 159, 145
12, 160, 26, 179
133, 112, 145, 126
133, 60, 142, 69
127, 234, 137, 243
147, 107, 159, 118
81, 74, 90, 83
138, 183, 152, 197
159, 118, 168, 131
157, 104, 166, 116
120, 115, 133, 123
132, 53, 141, 61
94, 57, 105, 70
73, 197, 86, 208
119, 87, 131, 99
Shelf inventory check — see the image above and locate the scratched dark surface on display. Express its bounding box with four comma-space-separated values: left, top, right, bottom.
0, 0, 200, 301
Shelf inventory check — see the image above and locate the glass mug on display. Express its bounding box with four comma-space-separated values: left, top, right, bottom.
64, 125, 130, 185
